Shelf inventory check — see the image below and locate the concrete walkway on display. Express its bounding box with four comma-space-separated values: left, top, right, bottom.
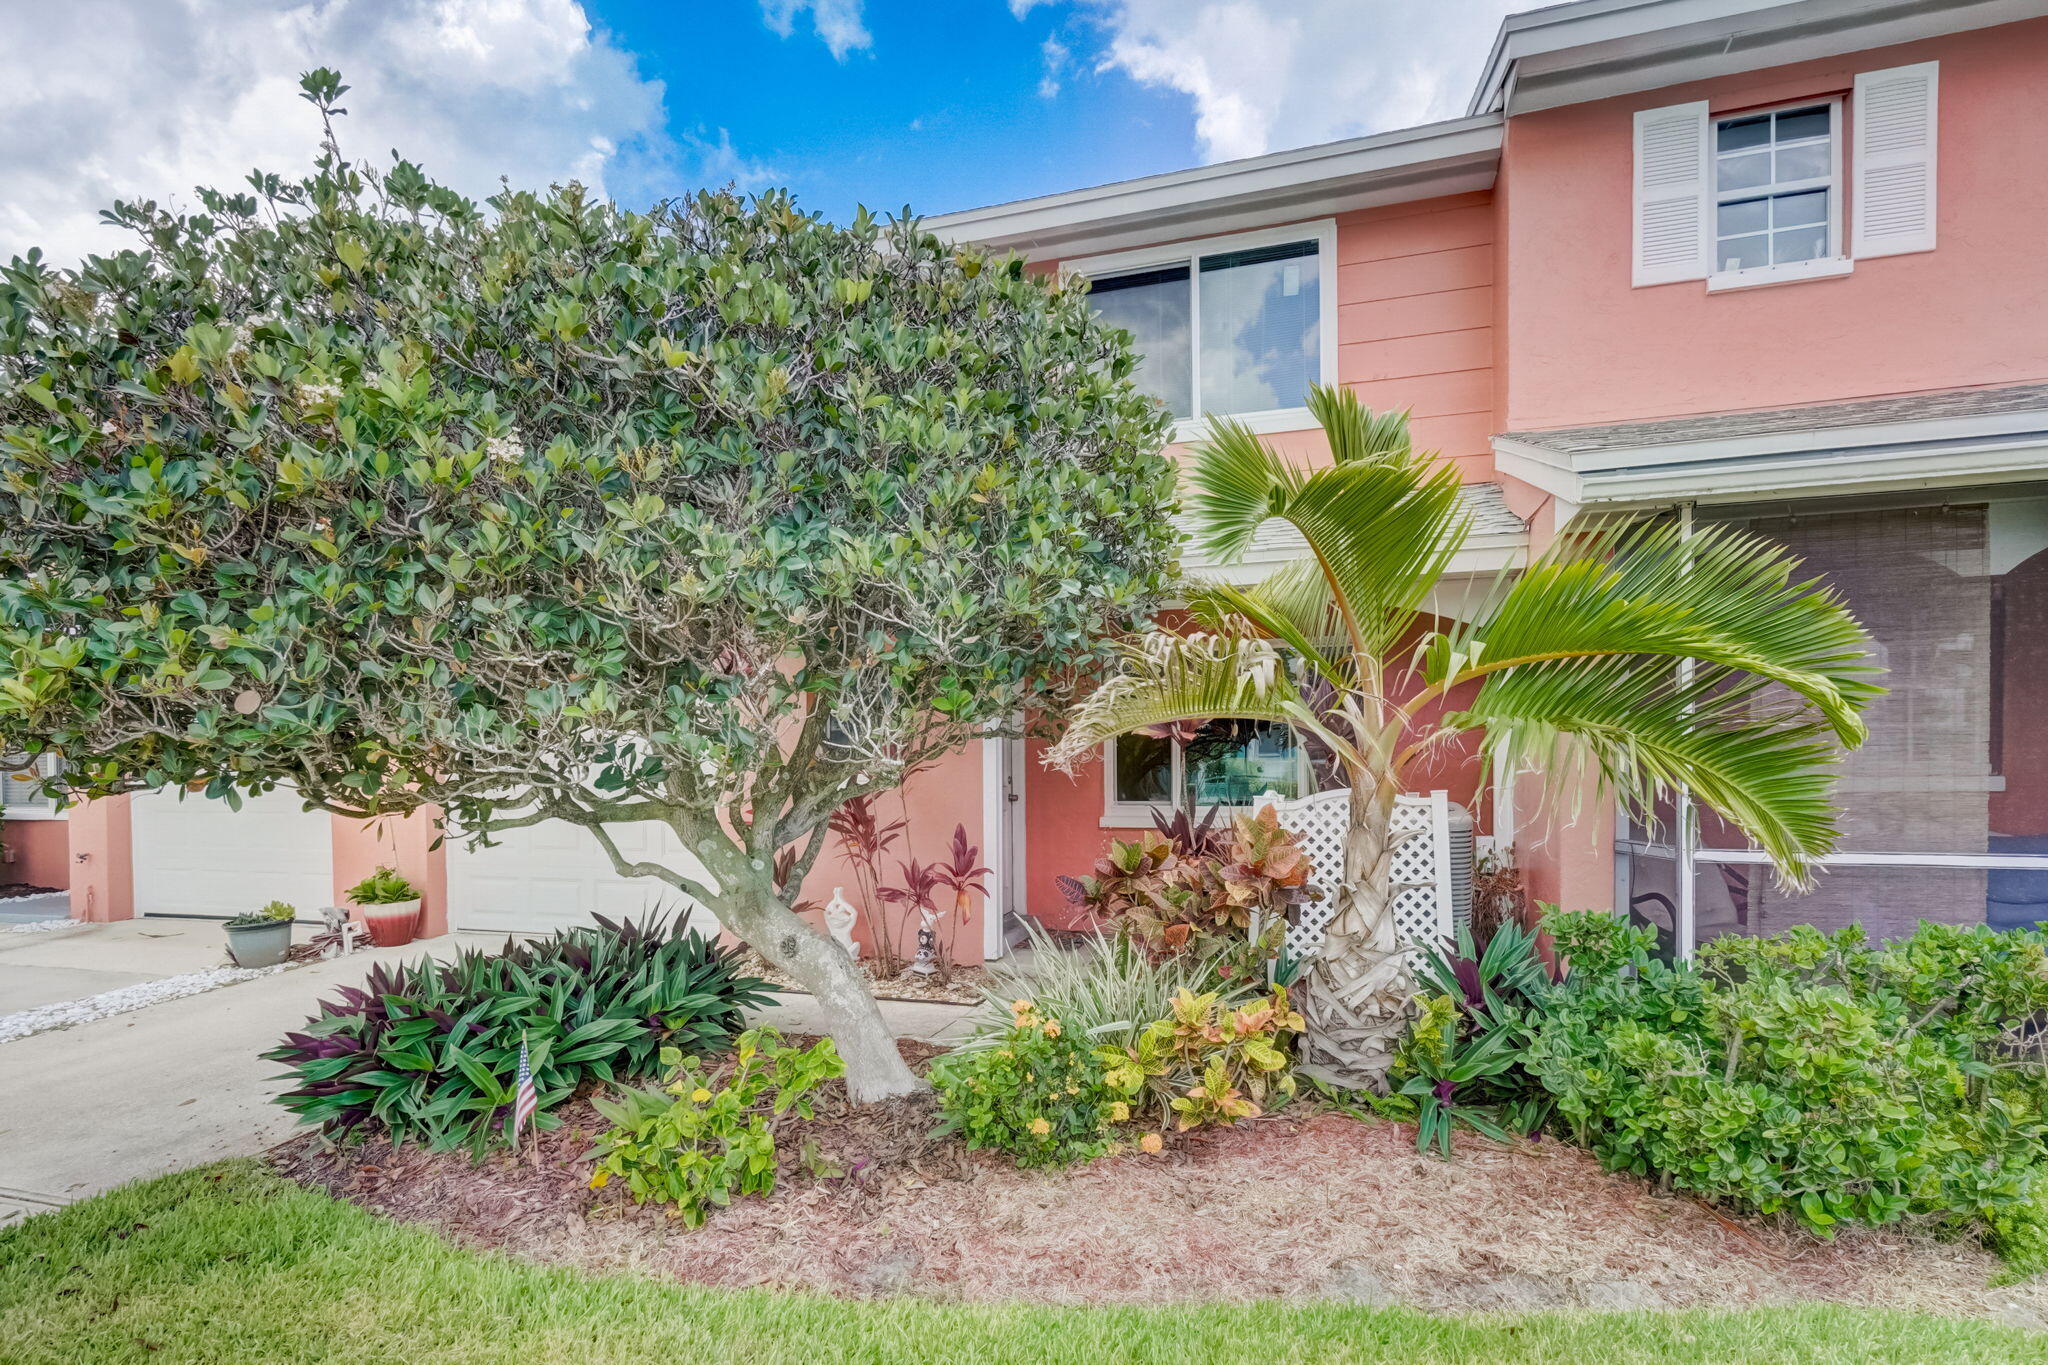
0, 927, 972, 1225
0, 917, 231, 1012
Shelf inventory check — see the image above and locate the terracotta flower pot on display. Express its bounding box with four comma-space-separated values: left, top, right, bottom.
356, 897, 422, 947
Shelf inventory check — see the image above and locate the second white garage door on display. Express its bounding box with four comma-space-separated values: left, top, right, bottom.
130, 786, 335, 920
445, 818, 717, 937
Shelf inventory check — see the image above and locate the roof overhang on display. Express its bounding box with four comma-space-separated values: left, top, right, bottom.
924, 115, 1502, 262
1493, 401, 2048, 512
1469, 0, 2048, 118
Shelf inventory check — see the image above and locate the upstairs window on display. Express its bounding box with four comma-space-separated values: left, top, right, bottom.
1075, 223, 1333, 428
1631, 62, 1936, 290
1712, 103, 1839, 275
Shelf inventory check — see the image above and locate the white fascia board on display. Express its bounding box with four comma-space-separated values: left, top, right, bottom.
926, 117, 1502, 261
1570, 406, 2048, 475
1581, 434, 2048, 508
1495, 423, 2048, 514
1491, 437, 1586, 505
1472, 0, 2048, 117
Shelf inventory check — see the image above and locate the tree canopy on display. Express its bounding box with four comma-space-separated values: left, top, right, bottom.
0, 71, 1180, 1099
0, 71, 1175, 845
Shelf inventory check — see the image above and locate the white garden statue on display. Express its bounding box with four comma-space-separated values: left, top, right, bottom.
822, 887, 861, 960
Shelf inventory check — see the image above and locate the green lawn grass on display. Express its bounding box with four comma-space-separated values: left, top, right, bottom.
1, 1161, 2044, 1365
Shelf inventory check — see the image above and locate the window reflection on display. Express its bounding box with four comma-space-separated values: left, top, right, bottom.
1089, 265, 1192, 419
1199, 242, 1321, 416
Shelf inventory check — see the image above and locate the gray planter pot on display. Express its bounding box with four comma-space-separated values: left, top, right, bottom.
226, 918, 293, 968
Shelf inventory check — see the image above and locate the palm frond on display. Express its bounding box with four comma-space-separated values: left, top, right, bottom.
1461, 660, 1849, 883
1308, 384, 1412, 465
1447, 518, 1879, 744
1183, 416, 1301, 566
1186, 565, 1350, 687
1435, 518, 1877, 882
1276, 456, 1473, 659
1043, 629, 1312, 772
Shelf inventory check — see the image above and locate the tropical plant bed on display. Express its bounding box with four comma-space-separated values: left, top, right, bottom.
727, 947, 989, 1005
271, 1040, 2048, 1324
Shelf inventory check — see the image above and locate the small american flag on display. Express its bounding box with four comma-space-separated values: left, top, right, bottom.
509, 1037, 538, 1145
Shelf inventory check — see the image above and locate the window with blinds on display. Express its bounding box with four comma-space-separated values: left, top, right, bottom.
1083, 229, 1324, 423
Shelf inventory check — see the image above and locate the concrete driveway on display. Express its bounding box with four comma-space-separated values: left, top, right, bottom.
0, 924, 971, 1225
0, 917, 228, 1012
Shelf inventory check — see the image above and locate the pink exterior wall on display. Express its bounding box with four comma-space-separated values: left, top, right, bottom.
1334, 191, 1499, 481
4, 819, 68, 890
799, 741, 988, 967
1499, 20, 2048, 432
332, 808, 450, 939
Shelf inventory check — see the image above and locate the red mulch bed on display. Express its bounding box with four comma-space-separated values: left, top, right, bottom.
271, 1039, 2048, 1321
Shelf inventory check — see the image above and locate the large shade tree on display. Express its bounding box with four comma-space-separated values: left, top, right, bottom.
0, 72, 1178, 1101
1050, 385, 1879, 1089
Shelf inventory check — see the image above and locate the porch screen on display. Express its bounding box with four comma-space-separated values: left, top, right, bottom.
1689, 496, 2048, 940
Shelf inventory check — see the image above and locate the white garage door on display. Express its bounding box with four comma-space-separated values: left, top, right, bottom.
130, 786, 335, 920
446, 818, 717, 937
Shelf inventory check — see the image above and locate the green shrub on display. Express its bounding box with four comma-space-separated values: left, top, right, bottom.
266, 911, 771, 1152
1544, 908, 1661, 980
347, 866, 419, 905
1525, 912, 2048, 1259
932, 1001, 1126, 1167
1097, 986, 1301, 1130
966, 923, 1260, 1053
588, 1027, 842, 1225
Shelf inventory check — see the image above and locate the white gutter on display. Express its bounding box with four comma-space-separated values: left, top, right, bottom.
925, 115, 1502, 260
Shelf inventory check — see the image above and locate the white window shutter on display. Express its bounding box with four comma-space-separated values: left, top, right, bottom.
1853, 61, 1938, 258
1632, 101, 1710, 287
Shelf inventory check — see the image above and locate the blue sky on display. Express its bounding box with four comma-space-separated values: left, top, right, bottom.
588, 1, 1198, 221
0, 0, 1532, 264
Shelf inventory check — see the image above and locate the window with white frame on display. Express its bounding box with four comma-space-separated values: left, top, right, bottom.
1, 754, 65, 819
1711, 102, 1841, 276
1075, 223, 1334, 428
1104, 720, 1308, 824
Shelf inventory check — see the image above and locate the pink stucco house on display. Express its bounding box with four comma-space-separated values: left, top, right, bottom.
19, 0, 2048, 965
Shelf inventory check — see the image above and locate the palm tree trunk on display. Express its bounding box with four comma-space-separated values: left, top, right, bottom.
1296, 785, 1414, 1092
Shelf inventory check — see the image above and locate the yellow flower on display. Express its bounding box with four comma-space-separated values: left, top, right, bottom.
1110, 1102, 1130, 1123
1139, 1132, 1164, 1154
690, 1088, 712, 1103
1028, 1117, 1052, 1136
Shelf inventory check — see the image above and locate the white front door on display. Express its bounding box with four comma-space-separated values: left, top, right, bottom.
130, 786, 335, 920
444, 818, 716, 937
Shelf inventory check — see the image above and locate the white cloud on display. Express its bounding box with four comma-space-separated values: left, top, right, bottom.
1025, 0, 1542, 163
0, 0, 697, 265
1038, 35, 1072, 98
759, 0, 872, 61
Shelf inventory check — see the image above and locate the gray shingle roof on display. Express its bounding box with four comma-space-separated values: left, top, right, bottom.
1500, 382, 2048, 455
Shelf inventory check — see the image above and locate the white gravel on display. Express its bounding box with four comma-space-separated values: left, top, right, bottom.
4, 918, 81, 934
0, 964, 290, 1045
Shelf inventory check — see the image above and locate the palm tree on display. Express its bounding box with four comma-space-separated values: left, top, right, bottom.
1048, 385, 1879, 1090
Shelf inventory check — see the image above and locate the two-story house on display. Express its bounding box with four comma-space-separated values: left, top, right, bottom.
29, 0, 2048, 968
912, 0, 2048, 961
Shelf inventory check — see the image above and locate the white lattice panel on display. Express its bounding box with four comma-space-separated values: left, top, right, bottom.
1251, 788, 1452, 968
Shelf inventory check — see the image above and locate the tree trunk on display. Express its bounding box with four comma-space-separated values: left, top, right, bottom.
722, 884, 927, 1104
1296, 787, 1415, 1092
